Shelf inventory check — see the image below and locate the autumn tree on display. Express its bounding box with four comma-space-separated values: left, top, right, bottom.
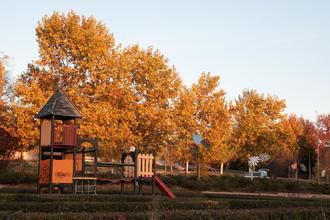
297, 120, 318, 179
231, 89, 286, 160
0, 56, 18, 168
278, 114, 304, 178
316, 114, 330, 147
173, 87, 197, 173
174, 73, 231, 177
191, 73, 232, 175
14, 11, 181, 158
116, 46, 182, 154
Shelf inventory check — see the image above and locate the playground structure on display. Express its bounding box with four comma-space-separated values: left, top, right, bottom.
37, 90, 175, 199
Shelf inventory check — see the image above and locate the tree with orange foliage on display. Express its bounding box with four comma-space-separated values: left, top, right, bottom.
14, 11, 181, 159
231, 90, 287, 160
0, 57, 18, 168
174, 73, 231, 178
279, 114, 304, 178
316, 114, 330, 147
297, 120, 318, 180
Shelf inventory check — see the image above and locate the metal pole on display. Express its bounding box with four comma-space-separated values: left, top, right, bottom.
308, 148, 311, 181
318, 144, 320, 184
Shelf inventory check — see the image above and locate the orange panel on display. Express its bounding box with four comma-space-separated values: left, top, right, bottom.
65, 153, 82, 172
39, 159, 50, 184
63, 125, 77, 146
52, 160, 73, 184
40, 120, 51, 146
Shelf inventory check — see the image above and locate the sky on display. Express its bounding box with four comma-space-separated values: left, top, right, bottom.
0, 0, 329, 121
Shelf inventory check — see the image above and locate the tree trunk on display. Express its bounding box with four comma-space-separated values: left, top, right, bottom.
226, 162, 230, 171
170, 164, 173, 172
164, 159, 167, 172
220, 163, 224, 175
19, 149, 24, 174
185, 161, 189, 176
197, 162, 201, 181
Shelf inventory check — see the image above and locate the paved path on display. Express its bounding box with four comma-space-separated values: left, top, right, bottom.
203, 191, 330, 199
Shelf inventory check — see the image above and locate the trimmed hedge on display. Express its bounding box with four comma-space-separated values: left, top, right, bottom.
0, 192, 329, 219
161, 174, 330, 194
0, 208, 329, 220
157, 208, 330, 220
0, 171, 37, 184
0, 201, 151, 213
0, 194, 154, 203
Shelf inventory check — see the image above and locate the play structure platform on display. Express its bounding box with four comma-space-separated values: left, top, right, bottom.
36, 90, 175, 199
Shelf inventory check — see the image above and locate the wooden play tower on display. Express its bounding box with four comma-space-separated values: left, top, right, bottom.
37, 89, 82, 193
36, 89, 175, 198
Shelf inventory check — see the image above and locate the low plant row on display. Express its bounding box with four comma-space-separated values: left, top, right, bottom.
0, 193, 154, 203
157, 207, 330, 220
0, 171, 37, 184
0, 201, 151, 213
161, 174, 330, 194
1, 198, 329, 213
0, 207, 329, 220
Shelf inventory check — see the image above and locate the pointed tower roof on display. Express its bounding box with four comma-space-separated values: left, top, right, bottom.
36, 89, 81, 119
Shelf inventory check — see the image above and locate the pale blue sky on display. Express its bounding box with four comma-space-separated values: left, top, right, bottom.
1, 0, 329, 120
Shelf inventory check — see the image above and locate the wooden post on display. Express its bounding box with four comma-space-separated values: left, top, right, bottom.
49, 116, 55, 193
37, 145, 41, 193
72, 119, 78, 193
37, 120, 42, 194
82, 147, 85, 175
139, 182, 142, 195
152, 151, 156, 195
133, 149, 138, 194
94, 139, 98, 177
120, 180, 124, 194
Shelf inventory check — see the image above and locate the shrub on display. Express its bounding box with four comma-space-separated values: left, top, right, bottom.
0, 170, 37, 184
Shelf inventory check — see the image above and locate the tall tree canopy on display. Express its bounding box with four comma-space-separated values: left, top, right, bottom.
0, 57, 18, 161
14, 11, 181, 157
316, 114, 330, 148
280, 114, 304, 162
231, 89, 286, 159
174, 73, 232, 171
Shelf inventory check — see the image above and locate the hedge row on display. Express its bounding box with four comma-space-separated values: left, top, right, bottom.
161, 174, 330, 194
0, 193, 154, 203
157, 208, 330, 220
0, 201, 153, 213
0, 171, 37, 184
1, 199, 329, 213
0, 207, 329, 220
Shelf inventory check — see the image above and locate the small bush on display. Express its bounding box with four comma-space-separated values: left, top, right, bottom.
0, 170, 37, 184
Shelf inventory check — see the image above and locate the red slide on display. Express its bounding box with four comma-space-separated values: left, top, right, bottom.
155, 176, 176, 199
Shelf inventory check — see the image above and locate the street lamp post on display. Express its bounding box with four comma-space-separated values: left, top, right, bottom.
317, 142, 320, 184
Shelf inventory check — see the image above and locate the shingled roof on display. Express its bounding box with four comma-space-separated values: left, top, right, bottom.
36, 89, 81, 119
